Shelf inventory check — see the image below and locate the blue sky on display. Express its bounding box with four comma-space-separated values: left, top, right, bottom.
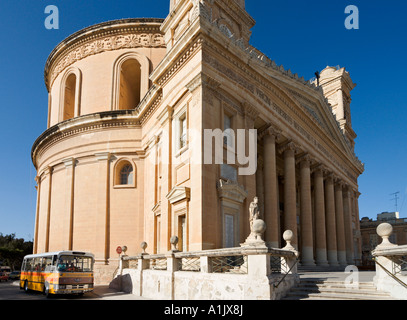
0, 0, 406, 241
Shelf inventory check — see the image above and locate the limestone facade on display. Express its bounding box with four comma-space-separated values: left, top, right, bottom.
31, 0, 364, 283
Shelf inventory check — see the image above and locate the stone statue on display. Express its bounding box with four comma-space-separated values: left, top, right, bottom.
249, 196, 260, 233
246, 197, 266, 243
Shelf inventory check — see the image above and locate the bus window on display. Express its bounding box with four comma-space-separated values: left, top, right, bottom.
57, 255, 93, 272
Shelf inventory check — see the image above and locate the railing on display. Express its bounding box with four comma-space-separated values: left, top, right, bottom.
122, 246, 298, 276
117, 231, 300, 300
373, 257, 407, 290
273, 257, 300, 288
371, 223, 407, 299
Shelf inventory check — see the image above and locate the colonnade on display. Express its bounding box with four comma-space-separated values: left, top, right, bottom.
258, 126, 361, 267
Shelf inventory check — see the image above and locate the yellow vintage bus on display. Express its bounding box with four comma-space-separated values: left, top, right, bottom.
20, 251, 94, 298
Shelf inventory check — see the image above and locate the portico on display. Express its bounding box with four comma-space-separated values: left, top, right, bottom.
257, 124, 362, 267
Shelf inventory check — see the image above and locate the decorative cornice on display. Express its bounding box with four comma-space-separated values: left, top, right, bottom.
31, 110, 140, 167
45, 19, 165, 90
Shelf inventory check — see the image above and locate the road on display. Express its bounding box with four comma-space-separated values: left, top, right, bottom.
0, 280, 148, 300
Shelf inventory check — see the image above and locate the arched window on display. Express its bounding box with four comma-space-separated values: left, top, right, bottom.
63, 73, 76, 120
119, 59, 142, 110
112, 52, 150, 111
59, 67, 82, 122
120, 164, 134, 185
114, 159, 136, 188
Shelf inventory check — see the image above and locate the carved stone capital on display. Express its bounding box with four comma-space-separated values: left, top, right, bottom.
258, 124, 281, 141
95, 152, 111, 161
296, 153, 312, 166
242, 101, 259, 122
310, 163, 325, 174
186, 73, 221, 94
278, 140, 300, 155
334, 178, 345, 189
62, 157, 77, 168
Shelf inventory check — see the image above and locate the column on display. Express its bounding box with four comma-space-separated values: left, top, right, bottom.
325, 173, 339, 266
299, 154, 315, 266
314, 166, 329, 266
281, 142, 297, 248
343, 186, 355, 264
334, 181, 347, 266
95, 152, 111, 265
262, 128, 280, 247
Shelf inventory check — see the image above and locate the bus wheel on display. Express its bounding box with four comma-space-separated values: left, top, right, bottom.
43, 282, 52, 298
23, 280, 29, 293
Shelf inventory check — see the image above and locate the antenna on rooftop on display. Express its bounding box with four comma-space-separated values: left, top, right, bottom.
390, 191, 400, 212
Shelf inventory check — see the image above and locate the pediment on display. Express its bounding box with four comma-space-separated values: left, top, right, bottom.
166, 186, 191, 204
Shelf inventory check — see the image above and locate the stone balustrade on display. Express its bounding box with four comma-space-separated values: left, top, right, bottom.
372, 223, 407, 300
111, 231, 300, 300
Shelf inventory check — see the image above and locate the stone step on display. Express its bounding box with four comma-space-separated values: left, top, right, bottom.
282, 279, 394, 300
287, 286, 392, 297
283, 292, 394, 300
298, 280, 377, 290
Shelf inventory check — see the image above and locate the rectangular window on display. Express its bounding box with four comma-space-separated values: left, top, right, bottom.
225, 214, 235, 248
179, 113, 187, 149
223, 114, 233, 147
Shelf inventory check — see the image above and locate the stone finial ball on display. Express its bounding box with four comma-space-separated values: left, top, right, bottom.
170, 236, 179, 245
252, 219, 266, 234
140, 241, 147, 250
283, 230, 294, 242
376, 223, 393, 238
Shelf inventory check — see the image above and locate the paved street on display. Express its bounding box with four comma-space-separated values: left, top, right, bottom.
0, 280, 149, 300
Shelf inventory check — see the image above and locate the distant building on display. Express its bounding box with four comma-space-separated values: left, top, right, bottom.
360, 212, 407, 267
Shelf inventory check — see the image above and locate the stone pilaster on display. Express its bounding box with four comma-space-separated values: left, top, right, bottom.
95, 152, 111, 265
62, 157, 76, 251
44, 166, 53, 253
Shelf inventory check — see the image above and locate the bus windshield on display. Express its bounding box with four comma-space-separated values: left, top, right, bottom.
57, 255, 93, 272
